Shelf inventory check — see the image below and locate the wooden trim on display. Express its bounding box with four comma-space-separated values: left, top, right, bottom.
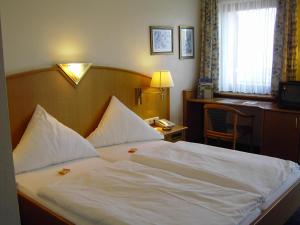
92, 66, 151, 79
18, 191, 73, 225
6, 66, 151, 80
206, 130, 234, 139
6, 67, 59, 80
252, 180, 300, 225
214, 92, 275, 102
204, 103, 255, 117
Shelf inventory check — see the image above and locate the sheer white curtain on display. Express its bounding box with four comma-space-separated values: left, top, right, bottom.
218, 0, 277, 94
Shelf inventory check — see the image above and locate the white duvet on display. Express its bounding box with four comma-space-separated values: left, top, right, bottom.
38, 161, 262, 225
131, 141, 300, 202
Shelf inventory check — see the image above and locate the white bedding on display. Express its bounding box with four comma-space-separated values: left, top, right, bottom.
130, 141, 300, 208
37, 160, 262, 225
16, 157, 261, 225
96, 140, 300, 210
96, 140, 167, 162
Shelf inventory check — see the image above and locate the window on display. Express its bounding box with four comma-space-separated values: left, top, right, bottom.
218, 0, 277, 94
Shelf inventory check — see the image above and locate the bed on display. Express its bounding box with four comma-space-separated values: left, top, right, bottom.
16, 156, 263, 225
6, 66, 300, 225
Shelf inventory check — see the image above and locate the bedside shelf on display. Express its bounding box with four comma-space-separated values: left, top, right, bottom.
154, 125, 188, 142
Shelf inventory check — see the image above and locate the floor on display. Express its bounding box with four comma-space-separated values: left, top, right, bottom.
285, 208, 300, 225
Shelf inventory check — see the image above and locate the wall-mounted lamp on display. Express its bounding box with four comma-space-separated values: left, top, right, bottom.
150, 70, 174, 95
135, 70, 174, 105
58, 63, 92, 86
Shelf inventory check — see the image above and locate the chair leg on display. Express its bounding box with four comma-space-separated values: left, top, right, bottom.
233, 139, 236, 150
205, 136, 208, 144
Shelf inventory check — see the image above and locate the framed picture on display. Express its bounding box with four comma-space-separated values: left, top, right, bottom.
179, 26, 194, 59
150, 26, 174, 55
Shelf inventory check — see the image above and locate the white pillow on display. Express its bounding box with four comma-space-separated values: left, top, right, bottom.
13, 105, 98, 174
87, 96, 163, 147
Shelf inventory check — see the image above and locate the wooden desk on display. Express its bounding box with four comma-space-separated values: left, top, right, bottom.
183, 91, 300, 163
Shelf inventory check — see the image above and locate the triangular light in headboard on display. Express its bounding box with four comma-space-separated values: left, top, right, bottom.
58, 63, 92, 86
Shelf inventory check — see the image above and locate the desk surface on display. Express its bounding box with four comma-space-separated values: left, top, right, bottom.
187, 98, 300, 114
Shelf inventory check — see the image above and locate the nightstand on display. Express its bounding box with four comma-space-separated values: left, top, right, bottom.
154, 125, 188, 142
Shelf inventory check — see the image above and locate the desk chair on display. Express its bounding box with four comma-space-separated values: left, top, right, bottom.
204, 104, 254, 150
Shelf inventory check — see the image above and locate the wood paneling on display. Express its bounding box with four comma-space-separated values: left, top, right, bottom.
262, 111, 300, 162
18, 192, 73, 225
6, 66, 170, 149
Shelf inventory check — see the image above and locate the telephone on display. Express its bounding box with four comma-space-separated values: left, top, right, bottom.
155, 119, 175, 130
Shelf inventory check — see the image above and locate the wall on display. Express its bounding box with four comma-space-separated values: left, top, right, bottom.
0, 19, 20, 225
0, 0, 200, 123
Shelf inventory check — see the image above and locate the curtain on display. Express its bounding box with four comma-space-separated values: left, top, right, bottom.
271, 0, 298, 95
197, 0, 219, 97
218, 0, 277, 94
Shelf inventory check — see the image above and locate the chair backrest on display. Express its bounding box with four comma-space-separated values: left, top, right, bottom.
204, 104, 239, 141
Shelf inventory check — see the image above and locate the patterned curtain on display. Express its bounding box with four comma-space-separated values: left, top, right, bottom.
271, 0, 298, 95
197, 0, 219, 98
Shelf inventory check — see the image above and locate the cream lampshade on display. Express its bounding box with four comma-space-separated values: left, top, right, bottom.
135, 70, 174, 105
150, 70, 174, 88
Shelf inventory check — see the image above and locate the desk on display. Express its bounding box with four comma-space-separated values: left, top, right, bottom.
183, 90, 300, 163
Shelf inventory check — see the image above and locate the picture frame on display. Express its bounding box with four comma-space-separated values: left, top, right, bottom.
150, 26, 174, 55
179, 26, 194, 59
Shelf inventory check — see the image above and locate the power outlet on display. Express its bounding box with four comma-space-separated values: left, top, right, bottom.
144, 116, 159, 125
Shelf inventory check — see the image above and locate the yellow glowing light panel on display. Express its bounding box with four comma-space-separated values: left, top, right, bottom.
150, 70, 174, 88
58, 63, 92, 85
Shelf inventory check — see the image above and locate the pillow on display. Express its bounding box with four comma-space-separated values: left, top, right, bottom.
87, 96, 163, 147
13, 105, 98, 174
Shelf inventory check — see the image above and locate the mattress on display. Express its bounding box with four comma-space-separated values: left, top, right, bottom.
16, 156, 261, 225
96, 141, 300, 211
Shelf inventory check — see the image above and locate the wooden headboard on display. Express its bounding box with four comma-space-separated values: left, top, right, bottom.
6, 66, 170, 148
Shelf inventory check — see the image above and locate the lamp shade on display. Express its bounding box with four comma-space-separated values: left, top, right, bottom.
150, 70, 174, 88
58, 63, 92, 85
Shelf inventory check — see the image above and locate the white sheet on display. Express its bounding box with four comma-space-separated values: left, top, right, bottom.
38, 160, 262, 225
16, 157, 261, 225
131, 141, 300, 207
96, 140, 167, 162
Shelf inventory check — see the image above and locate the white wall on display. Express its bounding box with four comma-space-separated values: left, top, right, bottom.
0, 0, 200, 123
